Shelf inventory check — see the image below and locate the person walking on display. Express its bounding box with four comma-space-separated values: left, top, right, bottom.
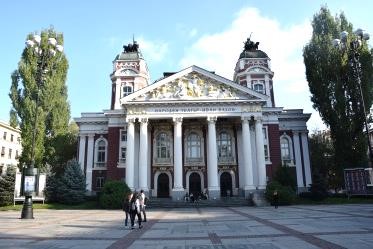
139, 189, 147, 222
273, 190, 279, 209
129, 192, 142, 229
123, 192, 133, 228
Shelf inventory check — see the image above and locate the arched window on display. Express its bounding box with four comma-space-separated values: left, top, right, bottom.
252, 80, 265, 94
156, 132, 170, 159
95, 139, 107, 168
122, 86, 133, 97
187, 132, 201, 159
280, 137, 290, 161
217, 131, 233, 162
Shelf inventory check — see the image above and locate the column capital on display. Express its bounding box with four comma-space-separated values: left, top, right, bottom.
139, 117, 148, 124
207, 116, 217, 123
173, 117, 183, 123
126, 117, 136, 123
254, 116, 263, 123
241, 116, 250, 123
87, 133, 95, 138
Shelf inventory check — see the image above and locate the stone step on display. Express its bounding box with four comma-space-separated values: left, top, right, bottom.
146, 197, 253, 208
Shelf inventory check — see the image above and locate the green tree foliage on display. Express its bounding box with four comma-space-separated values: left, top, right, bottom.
303, 7, 373, 175
309, 130, 340, 190
0, 166, 16, 206
45, 159, 86, 204
9, 28, 70, 171
99, 180, 130, 209
45, 122, 78, 175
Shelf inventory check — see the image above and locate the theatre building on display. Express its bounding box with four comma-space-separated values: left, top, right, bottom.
75, 38, 312, 200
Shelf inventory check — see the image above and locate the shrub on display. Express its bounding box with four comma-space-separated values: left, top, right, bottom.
0, 166, 16, 206
273, 165, 297, 190
265, 181, 296, 206
99, 180, 130, 209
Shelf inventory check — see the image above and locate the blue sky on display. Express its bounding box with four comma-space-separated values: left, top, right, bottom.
1, 0, 372, 132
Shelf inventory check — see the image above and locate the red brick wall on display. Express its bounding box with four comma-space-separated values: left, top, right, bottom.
267, 124, 281, 180
106, 127, 125, 180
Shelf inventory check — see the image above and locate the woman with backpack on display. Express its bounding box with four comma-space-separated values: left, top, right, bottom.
129, 192, 142, 229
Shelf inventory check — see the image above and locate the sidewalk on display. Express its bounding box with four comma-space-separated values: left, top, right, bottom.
1, 204, 373, 249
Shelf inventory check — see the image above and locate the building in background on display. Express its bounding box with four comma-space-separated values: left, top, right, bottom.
0, 120, 22, 175
75, 38, 312, 200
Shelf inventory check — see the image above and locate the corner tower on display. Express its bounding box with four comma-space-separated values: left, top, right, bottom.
233, 38, 275, 107
110, 41, 150, 110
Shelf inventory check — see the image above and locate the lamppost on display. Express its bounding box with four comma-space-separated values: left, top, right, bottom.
332, 29, 372, 166
21, 33, 63, 219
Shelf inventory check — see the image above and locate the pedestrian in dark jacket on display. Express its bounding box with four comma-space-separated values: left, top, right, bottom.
273, 190, 279, 209
123, 192, 133, 227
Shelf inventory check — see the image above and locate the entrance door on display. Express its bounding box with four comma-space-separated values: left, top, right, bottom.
189, 172, 201, 197
157, 173, 169, 197
220, 172, 232, 197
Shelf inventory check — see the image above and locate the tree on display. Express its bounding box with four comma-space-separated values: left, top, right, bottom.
303, 7, 373, 182
309, 130, 339, 189
45, 121, 78, 175
9, 28, 69, 171
0, 166, 16, 206
45, 159, 86, 204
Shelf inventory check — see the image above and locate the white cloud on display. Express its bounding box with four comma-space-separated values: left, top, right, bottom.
179, 7, 325, 131
189, 28, 198, 38
137, 37, 169, 62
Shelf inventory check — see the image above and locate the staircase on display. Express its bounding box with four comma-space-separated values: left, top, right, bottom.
147, 196, 253, 208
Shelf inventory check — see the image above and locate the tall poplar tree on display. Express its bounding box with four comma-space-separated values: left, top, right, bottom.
9, 28, 70, 171
303, 7, 373, 185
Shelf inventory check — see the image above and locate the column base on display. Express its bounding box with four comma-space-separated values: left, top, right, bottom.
171, 188, 185, 201
208, 187, 220, 200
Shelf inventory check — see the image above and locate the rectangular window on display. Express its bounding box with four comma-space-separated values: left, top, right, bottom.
120, 147, 126, 163
263, 127, 270, 161
10, 134, 14, 142
121, 130, 127, 142
15, 150, 19, 159
8, 149, 12, 159
3, 132, 7, 140
1, 147, 5, 157
97, 151, 105, 162
96, 177, 105, 188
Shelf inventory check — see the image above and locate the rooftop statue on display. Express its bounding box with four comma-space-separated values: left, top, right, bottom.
244, 38, 259, 51
123, 41, 139, 53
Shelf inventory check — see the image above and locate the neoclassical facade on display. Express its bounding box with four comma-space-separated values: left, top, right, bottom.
75, 39, 312, 200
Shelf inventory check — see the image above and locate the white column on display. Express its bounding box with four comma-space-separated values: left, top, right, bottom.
114, 79, 121, 109
301, 132, 312, 187
78, 135, 86, 171
86, 134, 95, 192
126, 118, 135, 190
207, 116, 220, 198
173, 117, 184, 191
255, 117, 267, 189
242, 117, 254, 190
293, 132, 305, 188
139, 118, 149, 192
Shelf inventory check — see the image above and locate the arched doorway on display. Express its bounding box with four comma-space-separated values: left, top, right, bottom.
220, 172, 232, 197
157, 173, 169, 197
189, 172, 201, 197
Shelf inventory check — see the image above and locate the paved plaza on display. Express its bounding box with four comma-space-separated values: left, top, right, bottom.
1, 204, 373, 249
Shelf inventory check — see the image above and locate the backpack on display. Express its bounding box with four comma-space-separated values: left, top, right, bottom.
131, 201, 136, 211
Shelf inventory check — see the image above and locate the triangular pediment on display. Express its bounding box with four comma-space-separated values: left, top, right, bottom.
121, 65, 268, 104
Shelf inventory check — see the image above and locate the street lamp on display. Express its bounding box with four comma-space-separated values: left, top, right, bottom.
332, 29, 372, 166
21, 33, 63, 219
